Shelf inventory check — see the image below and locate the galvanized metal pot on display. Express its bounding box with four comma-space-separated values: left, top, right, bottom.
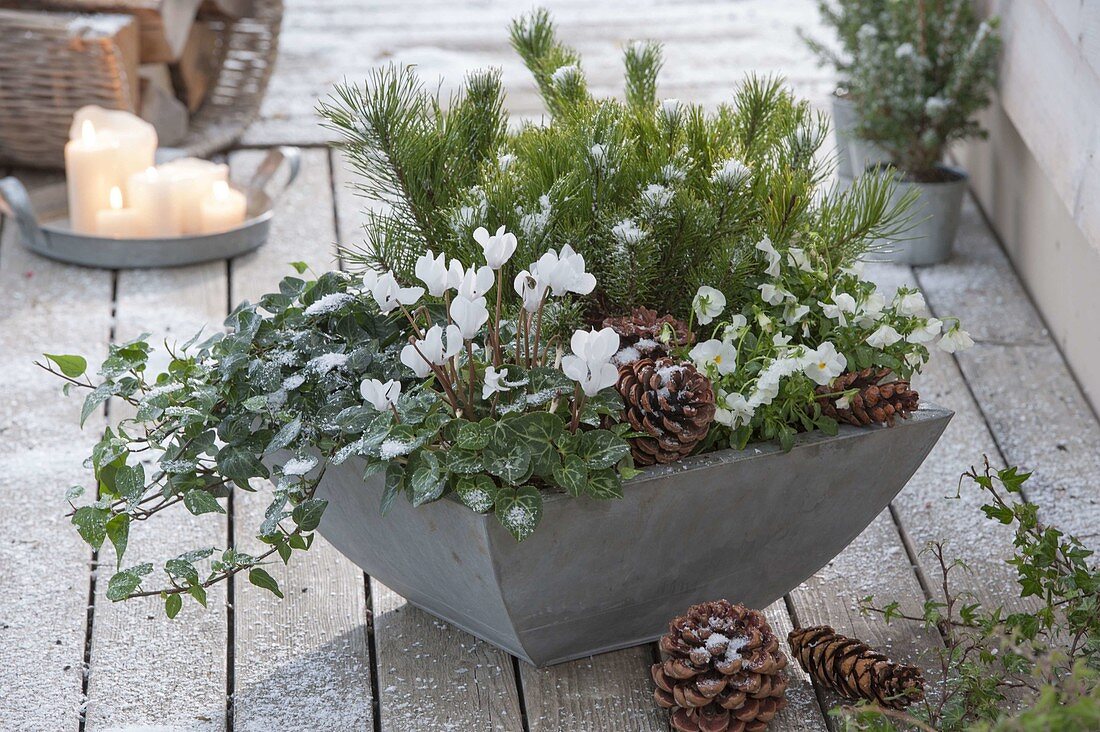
831, 93, 858, 180
315, 405, 952, 667
878, 166, 969, 266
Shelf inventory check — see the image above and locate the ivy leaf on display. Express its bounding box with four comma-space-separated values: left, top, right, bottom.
188, 584, 207, 607
165, 593, 183, 619
381, 463, 405, 516
248, 567, 284, 598
106, 563, 153, 601
216, 445, 269, 485
105, 514, 130, 570
289, 261, 309, 274
553, 454, 588, 497
115, 463, 145, 502
72, 506, 109, 551
579, 430, 631, 470
408, 451, 446, 506
81, 383, 113, 427
292, 498, 328, 532
264, 415, 302, 455
586, 468, 624, 500
184, 490, 226, 516
44, 353, 87, 378
494, 486, 544, 541
455, 475, 498, 513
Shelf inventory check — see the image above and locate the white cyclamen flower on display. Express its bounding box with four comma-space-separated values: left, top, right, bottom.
800, 341, 848, 386
482, 366, 510, 400
360, 378, 401, 411
906, 317, 943, 344
415, 250, 451, 297
513, 269, 548, 313
787, 247, 812, 272
400, 324, 463, 378
449, 295, 490, 339
819, 292, 858, 326
561, 327, 620, 396
371, 272, 424, 314
866, 324, 903, 348
689, 339, 737, 376
533, 244, 596, 296
692, 286, 726, 325
473, 225, 518, 269
755, 237, 782, 278
758, 283, 791, 306
938, 326, 975, 353
455, 264, 495, 300
894, 290, 926, 317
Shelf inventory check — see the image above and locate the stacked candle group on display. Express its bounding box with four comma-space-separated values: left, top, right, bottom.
64, 106, 247, 239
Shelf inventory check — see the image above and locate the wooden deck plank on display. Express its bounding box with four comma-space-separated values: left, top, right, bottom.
84, 261, 230, 731
0, 172, 113, 732
244, 0, 832, 146
331, 148, 528, 731
915, 198, 1100, 547
228, 147, 374, 731
763, 602, 828, 732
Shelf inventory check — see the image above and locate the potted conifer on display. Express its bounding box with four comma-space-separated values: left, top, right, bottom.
845, 0, 1001, 264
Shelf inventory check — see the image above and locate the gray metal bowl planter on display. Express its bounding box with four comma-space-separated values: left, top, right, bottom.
316, 405, 952, 667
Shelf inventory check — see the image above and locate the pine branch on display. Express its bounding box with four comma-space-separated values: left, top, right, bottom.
623, 40, 662, 112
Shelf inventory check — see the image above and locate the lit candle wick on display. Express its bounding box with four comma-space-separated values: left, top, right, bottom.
109, 186, 123, 211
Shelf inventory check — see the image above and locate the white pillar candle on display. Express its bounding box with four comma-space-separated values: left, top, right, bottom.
70, 106, 157, 197
199, 181, 247, 234
127, 167, 181, 237
158, 158, 229, 235
64, 120, 120, 235
96, 186, 143, 239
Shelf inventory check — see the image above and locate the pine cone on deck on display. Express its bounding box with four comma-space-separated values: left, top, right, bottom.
787, 626, 925, 710
652, 600, 789, 732
617, 358, 716, 465
816, 368, 919, 427
604, 307, 693, 364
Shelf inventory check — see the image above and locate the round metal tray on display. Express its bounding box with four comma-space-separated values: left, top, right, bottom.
0, 147, 300, 269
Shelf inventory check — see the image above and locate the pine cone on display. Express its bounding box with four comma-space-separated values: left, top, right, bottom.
617, 358, 716, 466
604, 307, 693, 364
787, 626, 924, 710
652, 600, 789, 732
816, 368, 919, 427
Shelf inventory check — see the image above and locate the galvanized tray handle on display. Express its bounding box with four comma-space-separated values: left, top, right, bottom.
248, 146, 302, 203
0, 176, 48, 252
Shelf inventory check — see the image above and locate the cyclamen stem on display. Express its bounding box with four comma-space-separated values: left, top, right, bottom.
466, 342, 477, 411
569, 383, 585, 432
493, 279, 504, 366
399, 304, 425, 339
531, 293, 549, 368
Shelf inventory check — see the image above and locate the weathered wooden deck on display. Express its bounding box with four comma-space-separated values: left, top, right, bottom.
2, 1, 1098, 730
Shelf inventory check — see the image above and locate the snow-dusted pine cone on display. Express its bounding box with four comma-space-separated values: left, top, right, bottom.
787, 626, 924, 710
816, 367, 919, 427
652, 600, 789, 732
616, 358, 716, 466
604, 307, 692, 365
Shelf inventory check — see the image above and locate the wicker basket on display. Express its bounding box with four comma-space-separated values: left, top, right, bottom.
0, 2, 282, 168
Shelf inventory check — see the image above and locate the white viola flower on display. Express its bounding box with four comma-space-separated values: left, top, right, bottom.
856, 292, 886, 327
784, 303, 811, 325
757, 312, 774, 333
840, 261, 865, 277
836, 394, 851, 410
450, 295, 490, 339
800, 341, 848, 386
758, 283, 791, 306
906, 317, 943, 344
455, 264, 495, 300
787, 247, 812, 272
415, 250, 450, 297
513, 269, 548, 313
772, 333, 793, 352
569, 327, 620, 364
534, 244, 596, 296
938, 326, 975, 353
690, 339, 737, 376
722, 314, 749, 342
715, 390, 755, 428
400, 324, 463, 377
474, 225, 518, 269
866, 324, 903, 348
894, 290, 926, 317
755, 237, 782, 277
372, 272, 424, 314
360, 378, 401, 412
482, 365, 510, 400
692, 286, 726, 325
819, 292, 858, 326
905, 352, 927, 370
